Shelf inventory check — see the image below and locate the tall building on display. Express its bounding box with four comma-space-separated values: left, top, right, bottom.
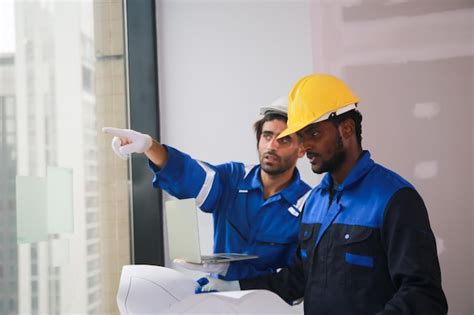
2, 0, 129, 313
14, 1, 100, 314
0, 52, 18, 315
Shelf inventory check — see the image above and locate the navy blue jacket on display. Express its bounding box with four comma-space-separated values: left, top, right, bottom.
149, 145, 311, 280
241, 151, 447, 314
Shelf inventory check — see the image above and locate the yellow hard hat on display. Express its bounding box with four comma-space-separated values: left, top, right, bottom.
278, 74, 360, 138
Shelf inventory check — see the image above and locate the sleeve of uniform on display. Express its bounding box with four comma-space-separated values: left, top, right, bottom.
378, 187, 448, 314
223, 259, 286, 281
148, 145, 221, 212
239, 248, 306, 305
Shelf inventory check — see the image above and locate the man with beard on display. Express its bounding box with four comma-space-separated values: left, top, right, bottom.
103, 98, 311, 281
196, 74, 448, 315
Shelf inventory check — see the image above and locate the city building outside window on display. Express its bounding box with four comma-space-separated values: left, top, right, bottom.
0, 1, 131, 314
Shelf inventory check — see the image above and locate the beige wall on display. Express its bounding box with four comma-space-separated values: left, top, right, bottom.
310, 1, 473, 313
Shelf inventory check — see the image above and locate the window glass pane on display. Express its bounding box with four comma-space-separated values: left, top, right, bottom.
0, 0, 130, 314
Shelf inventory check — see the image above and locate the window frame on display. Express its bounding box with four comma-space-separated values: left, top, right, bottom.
124, 0, 164, 265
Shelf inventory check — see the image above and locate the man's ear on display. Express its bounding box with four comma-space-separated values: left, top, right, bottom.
339, 118, 355, 140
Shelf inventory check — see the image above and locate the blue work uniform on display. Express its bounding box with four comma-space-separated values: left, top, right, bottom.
149, 145, 311, 281
241, 151, 447, 314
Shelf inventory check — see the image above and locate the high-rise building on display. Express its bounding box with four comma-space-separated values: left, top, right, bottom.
0, 52, 18, 315
2, 0, 130, 313
14, 1, 100, 314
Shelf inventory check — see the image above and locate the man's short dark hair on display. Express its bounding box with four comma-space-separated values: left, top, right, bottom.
253, 113, 287, 145
328, 109, 363, 147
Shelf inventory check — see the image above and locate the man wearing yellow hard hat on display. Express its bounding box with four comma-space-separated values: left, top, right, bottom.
196, 74, 448, 314
103, 97, 311, 283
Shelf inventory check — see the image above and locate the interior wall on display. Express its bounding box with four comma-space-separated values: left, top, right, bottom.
310, 1, 473, 314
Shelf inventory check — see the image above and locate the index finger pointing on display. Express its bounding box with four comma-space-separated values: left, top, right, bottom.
102, 127, 131, 138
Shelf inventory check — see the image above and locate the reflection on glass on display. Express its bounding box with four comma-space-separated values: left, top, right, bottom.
1, 0, 130, 314
50, 239, 70, 268
46, 167, 74, 234
15, 176, 48, 244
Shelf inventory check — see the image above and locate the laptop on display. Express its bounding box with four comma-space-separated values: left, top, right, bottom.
165, 198, 258, 264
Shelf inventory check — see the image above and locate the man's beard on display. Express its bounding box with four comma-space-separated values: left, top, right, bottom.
260, 152, 294, 176
313, 132, 346, 174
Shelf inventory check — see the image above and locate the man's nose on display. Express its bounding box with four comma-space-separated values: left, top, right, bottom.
267, 137, 279, 149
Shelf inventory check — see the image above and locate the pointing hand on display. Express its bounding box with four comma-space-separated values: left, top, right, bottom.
102, 127, 153, 160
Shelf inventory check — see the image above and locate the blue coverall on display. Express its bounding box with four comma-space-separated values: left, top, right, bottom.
241, 151, 448, 314
149, 145, 311, 280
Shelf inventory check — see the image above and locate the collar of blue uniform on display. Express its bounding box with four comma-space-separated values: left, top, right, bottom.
239, 165, 306, 205
238, 165, 261, 190
319, 150, 374, 192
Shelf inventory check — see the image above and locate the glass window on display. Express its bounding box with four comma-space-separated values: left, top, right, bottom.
82, 66, 94, 94
0, 0, 131, 314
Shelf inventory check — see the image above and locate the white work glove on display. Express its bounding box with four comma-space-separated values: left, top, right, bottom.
195, 276, 240, 294
102, 127, 152, 160
173, 259, 230, 277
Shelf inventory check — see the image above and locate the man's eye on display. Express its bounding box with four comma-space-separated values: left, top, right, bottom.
277, 137, 291, 145
312, 131, 320, 137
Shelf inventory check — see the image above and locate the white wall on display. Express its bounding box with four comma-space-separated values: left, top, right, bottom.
156, 0, 315, 266
156, 0, 316, 181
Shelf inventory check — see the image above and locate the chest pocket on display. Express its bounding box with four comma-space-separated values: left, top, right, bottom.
298, 224, 317, 264
339, 226, 376, 288
341, 227, 374, 264
342, 228, 373, 245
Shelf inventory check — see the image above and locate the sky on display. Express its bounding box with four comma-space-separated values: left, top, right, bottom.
0, 0, 16, 53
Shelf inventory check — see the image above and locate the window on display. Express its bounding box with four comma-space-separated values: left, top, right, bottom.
82, 65, 94, 93
0, 0, 131, 314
